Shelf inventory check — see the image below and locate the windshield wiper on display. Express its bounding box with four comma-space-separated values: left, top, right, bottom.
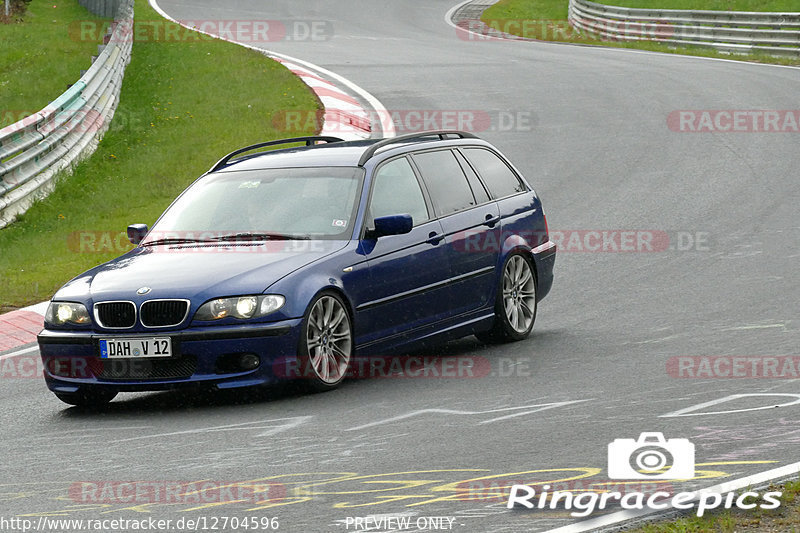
210, 232, 311, 242
140, 237, 213, 247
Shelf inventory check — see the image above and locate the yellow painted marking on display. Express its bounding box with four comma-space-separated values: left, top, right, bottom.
101, 503, 159, 514
246, 496, 313, 510
428, 468, 603, 493
295, 469, 487, 496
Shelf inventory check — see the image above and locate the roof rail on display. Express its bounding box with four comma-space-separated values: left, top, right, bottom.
209, 136, 345, 172
357, 130, 478, 166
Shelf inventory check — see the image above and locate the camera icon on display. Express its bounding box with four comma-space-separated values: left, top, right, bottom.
608, 432, 695, 480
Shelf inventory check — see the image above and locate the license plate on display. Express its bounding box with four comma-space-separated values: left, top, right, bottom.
99, 338, 172, 359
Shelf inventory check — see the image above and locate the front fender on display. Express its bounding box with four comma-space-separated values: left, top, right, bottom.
264, 244, 365, 320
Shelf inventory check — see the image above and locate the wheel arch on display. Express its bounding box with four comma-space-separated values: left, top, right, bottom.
498, 234, 539, 288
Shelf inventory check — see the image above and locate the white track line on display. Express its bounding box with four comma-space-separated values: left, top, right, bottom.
0, 345, 39, 361
149, 0, 395, 137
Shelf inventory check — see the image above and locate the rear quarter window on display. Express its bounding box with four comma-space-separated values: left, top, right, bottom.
462, 148, 527, 199
411, 149, 476, 216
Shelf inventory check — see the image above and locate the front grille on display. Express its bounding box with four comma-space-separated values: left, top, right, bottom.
95, 301, 136, 328
90, 355, 196, 380
140, 300, 189, 327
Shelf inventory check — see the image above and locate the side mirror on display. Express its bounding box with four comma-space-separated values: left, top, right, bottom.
368, 214, 413, 239
127, 224, 149, 245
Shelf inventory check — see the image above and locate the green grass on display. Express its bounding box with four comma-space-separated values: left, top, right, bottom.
630, 480, 800, 533
0, 0, 109, 126
481, 0, 800, 66
0, 1, 320, 312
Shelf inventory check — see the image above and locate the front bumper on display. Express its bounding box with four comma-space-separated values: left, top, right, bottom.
37, 319, 302, 393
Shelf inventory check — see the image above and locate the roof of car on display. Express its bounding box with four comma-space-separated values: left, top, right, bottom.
219, 140, 377, 171
211, 131, 484, 173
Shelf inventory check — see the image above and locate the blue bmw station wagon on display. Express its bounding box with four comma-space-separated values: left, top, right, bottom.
38, 131, 556, 405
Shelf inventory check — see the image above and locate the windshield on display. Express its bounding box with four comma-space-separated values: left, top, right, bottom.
149, 167, 364, 241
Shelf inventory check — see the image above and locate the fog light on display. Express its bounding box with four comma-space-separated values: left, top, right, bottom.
239, 354, 260, 371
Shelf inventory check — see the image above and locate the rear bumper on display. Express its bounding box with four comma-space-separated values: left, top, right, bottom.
531, 240, 556, 301
37, 319, 302, 393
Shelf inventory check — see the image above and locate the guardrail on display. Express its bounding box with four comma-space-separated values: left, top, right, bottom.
568, 0, 800, 57
78, 0, 124, 18
0, 0, 134, 229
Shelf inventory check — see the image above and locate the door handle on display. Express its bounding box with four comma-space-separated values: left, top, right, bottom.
426, 232, 444, 245
483, 214, 501, 227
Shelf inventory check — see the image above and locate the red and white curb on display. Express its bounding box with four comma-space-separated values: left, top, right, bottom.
0, 302, 46, 355
149, 0, 395, 140
271, 58, 372, 138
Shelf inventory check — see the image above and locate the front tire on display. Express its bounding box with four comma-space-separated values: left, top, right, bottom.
54, 388, 117, 407
298, 292, 353, 392
476, 252, 537, 343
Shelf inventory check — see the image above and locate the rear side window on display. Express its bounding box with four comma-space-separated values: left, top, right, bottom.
370, 157, 429, 226
412, 150, 476, 216
463, 148, 526, 199
454, 149, 491, 204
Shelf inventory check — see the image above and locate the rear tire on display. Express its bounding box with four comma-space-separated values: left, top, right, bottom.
298, 291, 353, 392
475, 252, 537, 343
54, 388, 117, 407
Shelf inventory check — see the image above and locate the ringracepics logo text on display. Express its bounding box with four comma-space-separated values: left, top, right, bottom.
507, 483, 781, 517
507, 433, 782, 517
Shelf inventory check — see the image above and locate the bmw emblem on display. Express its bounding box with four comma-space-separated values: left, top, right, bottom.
137, 287, 152, 295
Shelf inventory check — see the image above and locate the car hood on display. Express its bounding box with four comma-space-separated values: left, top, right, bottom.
55, 240, 348, 303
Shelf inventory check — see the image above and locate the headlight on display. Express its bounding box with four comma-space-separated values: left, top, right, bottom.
45, 302, 91, 326
195, 295, 285, 321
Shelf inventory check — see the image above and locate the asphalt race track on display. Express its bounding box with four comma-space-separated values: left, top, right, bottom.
1, 1, 799, 531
